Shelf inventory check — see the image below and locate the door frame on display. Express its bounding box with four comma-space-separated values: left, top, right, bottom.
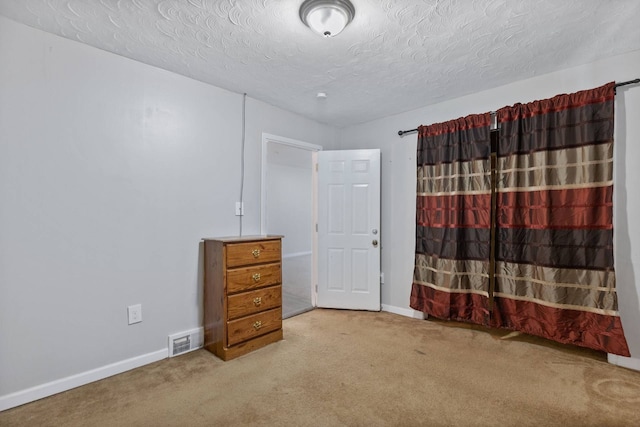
260, 133, 322, 307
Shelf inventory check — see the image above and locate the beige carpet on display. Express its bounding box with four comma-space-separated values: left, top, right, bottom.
2, 309, 640, 426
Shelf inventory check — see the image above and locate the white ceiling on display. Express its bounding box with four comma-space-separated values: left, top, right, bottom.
1, 0, 639, 128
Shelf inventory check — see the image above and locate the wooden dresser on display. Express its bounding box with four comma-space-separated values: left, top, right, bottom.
203, 235, 283, 360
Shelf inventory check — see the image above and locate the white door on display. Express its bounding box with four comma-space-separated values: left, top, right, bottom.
317, 149, 381, 310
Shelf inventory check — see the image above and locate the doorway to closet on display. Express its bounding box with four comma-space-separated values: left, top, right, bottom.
261, 134, 320, 318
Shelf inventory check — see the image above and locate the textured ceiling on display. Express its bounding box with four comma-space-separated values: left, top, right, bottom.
1, 0, 640, 127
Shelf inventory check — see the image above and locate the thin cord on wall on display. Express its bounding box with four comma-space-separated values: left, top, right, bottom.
239, 93, 246, 236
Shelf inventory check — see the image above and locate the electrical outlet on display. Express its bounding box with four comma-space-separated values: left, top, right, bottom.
128, 304, 142, 325
235, 202, 244, 216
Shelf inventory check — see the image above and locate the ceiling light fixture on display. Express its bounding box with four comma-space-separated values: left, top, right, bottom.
299, 0, 355, 38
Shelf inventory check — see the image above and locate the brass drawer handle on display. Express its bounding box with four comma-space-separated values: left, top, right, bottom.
253, 320, 262, 330
253, 297, 262, 306
252, 249, 261, 258
252, 273, 261, 282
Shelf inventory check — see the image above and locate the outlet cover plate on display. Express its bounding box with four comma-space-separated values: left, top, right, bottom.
128, 304, 142, 325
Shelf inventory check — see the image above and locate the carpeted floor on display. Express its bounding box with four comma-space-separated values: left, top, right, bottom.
2, 309, 640, 426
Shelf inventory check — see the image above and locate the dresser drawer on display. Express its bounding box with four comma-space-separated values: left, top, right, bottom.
227, 307, 282, 346
226, 239, 281, 268
227, 285, 282, 320
226, 262, 281, 294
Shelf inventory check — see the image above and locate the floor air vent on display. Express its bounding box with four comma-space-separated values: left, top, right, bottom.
168, 327, 203, 357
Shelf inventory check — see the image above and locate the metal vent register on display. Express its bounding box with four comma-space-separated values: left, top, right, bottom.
168, 328, 203, 357
172, 336, 191, 355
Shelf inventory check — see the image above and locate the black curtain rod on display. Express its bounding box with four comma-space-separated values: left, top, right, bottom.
616, 78, 640, 89
397, 127, 419, 136
397, 78, 640, 136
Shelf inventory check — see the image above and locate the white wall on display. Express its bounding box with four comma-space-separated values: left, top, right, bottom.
0, 16, 337, 406
338, 50, 640, 359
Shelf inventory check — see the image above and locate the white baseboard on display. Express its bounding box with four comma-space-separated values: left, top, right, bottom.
0, 348, 167, 412
282, 251, 313, 259
381, 304, 426, 319
607, 353, 640, 372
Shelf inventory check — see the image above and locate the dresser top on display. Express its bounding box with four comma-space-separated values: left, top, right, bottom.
201, 235, 283, 243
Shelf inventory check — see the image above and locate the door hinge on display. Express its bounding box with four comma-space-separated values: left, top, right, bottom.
315, 223, 318, 232
315, 284, 318, 293
315, 163, 318, 172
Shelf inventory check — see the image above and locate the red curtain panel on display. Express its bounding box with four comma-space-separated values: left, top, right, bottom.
410, 113, 493, 325
493, 82, 629, 356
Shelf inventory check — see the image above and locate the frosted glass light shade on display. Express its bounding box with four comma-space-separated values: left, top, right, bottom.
299, 0, 355, 38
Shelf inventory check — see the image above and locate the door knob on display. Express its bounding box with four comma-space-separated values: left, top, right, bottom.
372, 240, 378, 247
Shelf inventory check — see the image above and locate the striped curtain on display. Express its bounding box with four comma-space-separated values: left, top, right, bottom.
410, 113, 493, 324
493, 82, 629, 356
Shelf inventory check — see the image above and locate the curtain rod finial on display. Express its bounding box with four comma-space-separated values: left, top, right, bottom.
398, 128, 418, 137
